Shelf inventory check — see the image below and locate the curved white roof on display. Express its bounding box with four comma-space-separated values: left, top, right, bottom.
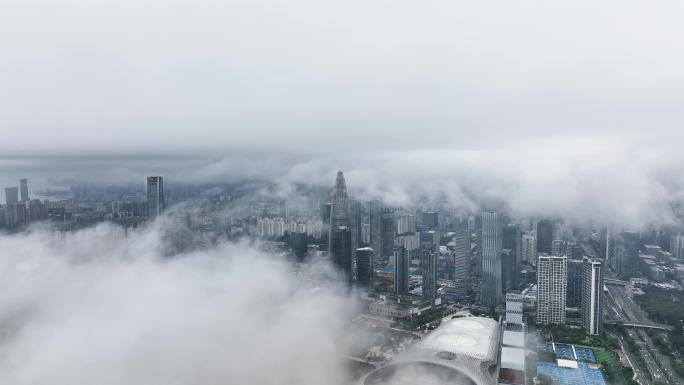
418, 317, 500, 362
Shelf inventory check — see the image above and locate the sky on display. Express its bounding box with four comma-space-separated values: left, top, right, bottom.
2, 0, 684, 225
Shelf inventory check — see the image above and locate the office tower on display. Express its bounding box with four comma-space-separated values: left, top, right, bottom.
421, 211, 439, 229
350, 199, 362, 263
581, 257, 603, 335
503, 224, 521, 288
614, 231, 639, 278
327, 171, 353, 284
422, 246, 437, 301
394, 246, 409, 295
505, 293, 524, 329
4, 187, 19, 205
328, 171, 351, 230
536, 220, 553, 254
521, 232, 537, 266
566, 259, 583, 308
479, 211, 503, 308
356, 247, 374, 288
670, 234, 684, 259
288, 232, 308, 259
370, 199, 383, 264
19, 178, 29, 202
452, 231, 470, 297
330, 227, 352, 283
146, 177, 165, 219
536, 254, 567, 325
501, 249, 515, 293
321, 202, 332, 225
381, 209, 395, 259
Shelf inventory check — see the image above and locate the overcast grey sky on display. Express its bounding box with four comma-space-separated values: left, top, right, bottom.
2, 0, 684, 226
1, 0, 684, 155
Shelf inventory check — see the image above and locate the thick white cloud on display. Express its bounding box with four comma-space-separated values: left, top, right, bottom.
0, 222, 352, 385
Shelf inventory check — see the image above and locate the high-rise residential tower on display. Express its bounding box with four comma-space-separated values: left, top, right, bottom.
581, 257, 603, 335
521, 232, 537, 266
146, 176, 165, 219
670, 234, 684, 259
479, 211, 503, 308
536, 254, 567, 325
19, 178, 29, 202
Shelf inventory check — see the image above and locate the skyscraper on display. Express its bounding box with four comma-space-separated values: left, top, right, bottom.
330, 227, 352, 283
350, 199, 362, 265
537, 220, 554, 254
479, 211, 503, 308
19, 178, 29, 202
521, 232, 537, 266
146, 176, 165, 219
328, 171, 353, 284
381, 209, 395, 259
394, 246, 409, 295
670, 234, 684, 259
537, 254, 567, 325
370, 199, 383, 264
356, 247, 374, 288
581, 257, 603, 335
422, 245, 437, 301
452, 231, 470, 298
503, 224, 521, 288
567, 259, 583, 309
328, 171, 351, 231
614, 231, 639, 278
4, 187, 18, 205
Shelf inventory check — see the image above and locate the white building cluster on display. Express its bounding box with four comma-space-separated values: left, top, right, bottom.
256, 217, 323, 238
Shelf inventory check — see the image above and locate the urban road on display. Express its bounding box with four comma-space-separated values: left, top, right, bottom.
605, 272, 682, 385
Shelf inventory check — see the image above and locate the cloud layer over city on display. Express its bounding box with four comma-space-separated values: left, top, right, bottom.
2, 0, 684, 226
0, 223, 352, 385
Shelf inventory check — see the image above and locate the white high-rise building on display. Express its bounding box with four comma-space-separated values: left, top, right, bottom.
536, 254, 567, 325
146, 176, 164, 219
581, 257, 603, 335
670, 234, 684, 259
521, 232, 537, 266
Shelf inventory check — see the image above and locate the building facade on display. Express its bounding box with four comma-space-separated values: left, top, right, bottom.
536, 254, 567, 325
581, 257, 603, 335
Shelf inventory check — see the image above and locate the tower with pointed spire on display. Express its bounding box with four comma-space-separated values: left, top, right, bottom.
328, 171, 353, 284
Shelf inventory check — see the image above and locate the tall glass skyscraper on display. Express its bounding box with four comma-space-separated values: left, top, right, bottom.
394, 246, 409, 295
479, 211, 502, 308
328, 171, 352, 284
146, 176, 165, 219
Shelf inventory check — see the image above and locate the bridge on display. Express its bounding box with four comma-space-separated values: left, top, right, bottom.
605, 278, 630, 286
604, 320, 673, 331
